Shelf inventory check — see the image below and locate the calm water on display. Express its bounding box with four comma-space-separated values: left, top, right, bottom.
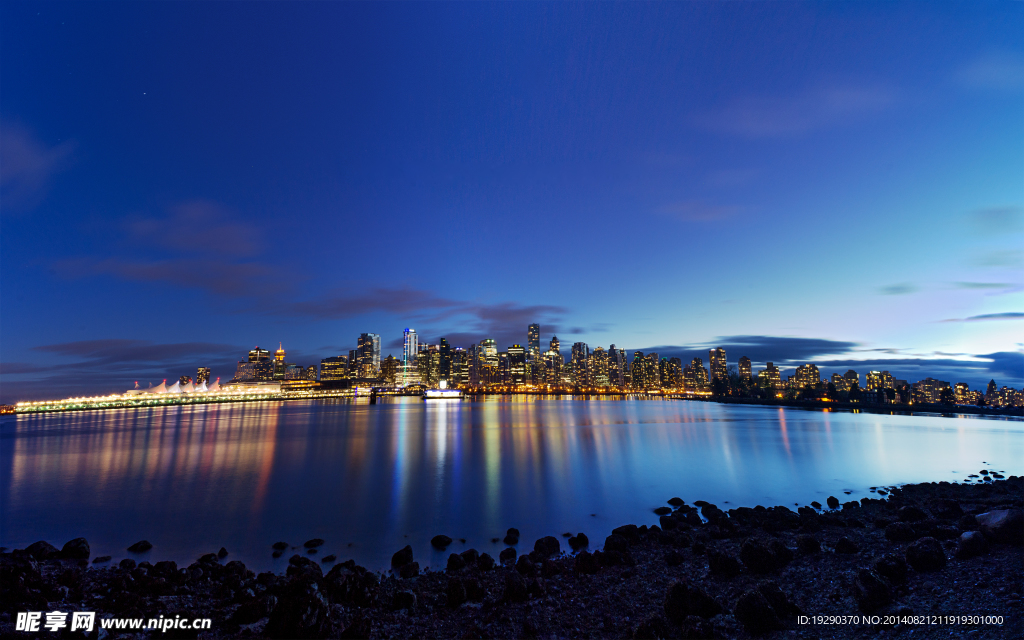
2, 398, 1022, 573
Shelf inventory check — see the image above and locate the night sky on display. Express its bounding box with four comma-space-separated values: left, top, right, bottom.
1, 2, 1021, 402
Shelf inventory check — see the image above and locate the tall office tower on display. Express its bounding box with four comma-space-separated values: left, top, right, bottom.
467, 343, 478, 385
179, 375, 192, 385
550, 335, 560, 356
667, 357, 683, 389
690, 357, 709, 388
358, 333, 381, 377
507, 345, 527, 385
481, 338, 498, 365
348, 349, 361, 376
544, 348, 562, 384
248, 347, 271, 362
589, 347, 609, 386
528, 324, 541, 362
320, 356, 349, 381
647, 352, 661, 388
608, 345, 625, 388
196, 367, 211, 384
709, 348, 727, 383
305, 365, 318, 381
630, 351, 646, 389
571, 343, 589, 386
402, 328, 419, 385
843, 369, 860, 389
380, 355, 400, 386
497, 351, 510, 383
451, 348, 468, 387
439, 338, 452, 380
795, 363, 821, 388
738, 356, 752, 381
417, 346, 441, 387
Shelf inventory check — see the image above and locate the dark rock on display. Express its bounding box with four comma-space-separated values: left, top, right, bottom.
654, 506, 672, 516
769, 539, 793, 566
391, 545, 413, 568
153, 560, 178, 577
265, 584, 334, 639
60, 538, 90, 560
503, 533, 519, 545
663, 581, 722, 621
604, 534, 630, 553
740, 538, 779, 574
307, 548, 317, 554
757, 581, 801, 617
668, 497, 685, 507
796, 534, 820, 554
303, 538, 325, 549
431, 535, 453, 550
92, 555, 112, 564
955, 531, 989, 559
515, 555, 535, 576
700, 504, 726, 523
446, 577, 467, 607
976, 509, 1024, 545
665, 550, 684, 567
934, 499, 963, 520
507, 527, 520, 537
273, 550, 283, 558
127, 540, 153, 553
834, 537, 859, 554
286, 555, 323, 579
447, 553, 466, 572
959, 514, 978, 531
232, 594, 278, 625
898, 506, 928, 522
612, 524, 641, 544
321, 554, 337, 563
707, 549, 742, 577
693, 500, 710, 508
533, 536, 560, 557
873, 553, 908, 585
906, 537, 946, 572
25, 541, 59, 560
885, 522, 918, 542
574, 550, 600, 574
218, 547, 229, 559
810, 501, 822, 509
854, 568, 892, 613
659, 515, 678, 531
826, 496, 840, 509
734, 590, 784, 633
503, 571, 528, 603
477, 552, 495, 570
272, 541, 289, 551
568, 532, 589, 550
394, 590, 416, 610
398, 561, 419, 578
633, 613, 671, 639
499, 547, 517, 566
460, 548, 479, 565
119, 558, 136, 570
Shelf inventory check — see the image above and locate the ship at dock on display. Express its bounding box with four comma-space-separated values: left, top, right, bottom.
423, 379, 464, 400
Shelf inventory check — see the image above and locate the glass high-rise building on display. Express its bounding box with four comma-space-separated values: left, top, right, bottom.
508, 345, 527, 385
738, 356, 752, 381
358, 333, 381, 376
528, 324, 540, 361
320, 356, 348, 381
402, 328, 420, 386
709, 348, 727, 383
196, 367, 211, 384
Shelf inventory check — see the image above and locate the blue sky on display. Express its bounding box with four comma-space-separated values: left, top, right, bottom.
1, 2, 1022, 402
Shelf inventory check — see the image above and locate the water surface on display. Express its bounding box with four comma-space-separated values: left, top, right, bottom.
2, 398, 1021, 572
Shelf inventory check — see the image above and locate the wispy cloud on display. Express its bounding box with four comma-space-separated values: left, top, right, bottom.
968, 205, 1023, 234
54, 257, 286, 298
974, 249, 1023, 269
941, 312, 1024, 323
127, 200, 263, 258
955, 53, 1024, 91
953, 282, 1014, 290
694, 85, 896, 138
878, 283, 918, 296
0, 121, 75, 212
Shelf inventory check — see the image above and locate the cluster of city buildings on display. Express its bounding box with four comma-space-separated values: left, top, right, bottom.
223, 325, 1022, 408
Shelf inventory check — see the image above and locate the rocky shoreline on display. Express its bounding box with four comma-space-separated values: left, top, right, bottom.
2, 477, 1021, 639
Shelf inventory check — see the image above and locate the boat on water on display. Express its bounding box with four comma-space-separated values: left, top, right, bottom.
423, 379, 464, 400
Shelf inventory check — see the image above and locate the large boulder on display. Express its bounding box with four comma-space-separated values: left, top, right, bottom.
568, 533, 589, 551
60, 538, 90, 560
127, 540, 153, 553
884, 522, 918, 542
431, 535, 453, 550
573, 550, 599, 575
25, 541, 59, 560
897, 506, 927, 522
533, 536, 560, 557
707, 549, 742, 577
905, 537, 946, 572
604, 534, 630, 554
612, 524, 640, 544
391, 545, 413, 568
955, 531, 989, 559
975, 509, 1024, 545
663, 581, 722, 622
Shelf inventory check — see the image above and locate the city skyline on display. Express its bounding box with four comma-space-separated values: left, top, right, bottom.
1, 2, 1022, 403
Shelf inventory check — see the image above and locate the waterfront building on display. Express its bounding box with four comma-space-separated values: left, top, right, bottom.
738, 356, 752, 381
439, 338, 452, 380
662, 358, 682, 389
248, 347, 270, 362
380, 355, 400, 386
273, 343, 288, 379
757, 362, 781, 389
508, 345, 527, 386
608, 345, 627, 388
451, 348, 469, 387
348, 349, 361, 377
631, 351, 647, 390
831, 372, 849, 392
709, 348, 727, 384
914, 377, 951, 404
549, 336, 560, 356
954, 382, 971, 404
358, 333, 381, 377
402, 328, 420, 386
544, 348, 562, 385
690, 357, 709, 389
497, 351, 510, 383
320, 356, 348, 381
179, 375, 192, 385
571, 343, 589, 386
866, 370, 893, 391
417, 345, 441, 387
843, 370, 860, 389
196, 367, 211, 385
794, 363, 821, 389
590, 347, 609, 387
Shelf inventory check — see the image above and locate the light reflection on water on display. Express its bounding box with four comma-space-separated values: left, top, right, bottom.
1, 398, 1021, 573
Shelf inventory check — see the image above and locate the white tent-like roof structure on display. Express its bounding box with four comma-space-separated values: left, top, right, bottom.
207, 377, 221, 393
166, 381, 182, 394
181, 381, 196, 394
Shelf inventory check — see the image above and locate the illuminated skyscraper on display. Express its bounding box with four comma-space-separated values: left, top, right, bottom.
196, 367, 211, 384
550, 335, 560, 356
402, 328, 419, 385
843, 370, 860, 389
439, 338, 452, 380
358, 333, 381, 377
608, 345, 627, 387
528, 324, 540, 361
590, 347, 609, 386
709, 348, 727, 383
380, 355, 400, 386
630, 351, 646, 390
508, 345, 527, 385
248, 347, 270, 362
738, 356, 751, 381
758, 362, 781, 389
794, 363, 821, 388
571, 343, 589, 386
690, 357, 709, 388
273, 343, 287, 379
